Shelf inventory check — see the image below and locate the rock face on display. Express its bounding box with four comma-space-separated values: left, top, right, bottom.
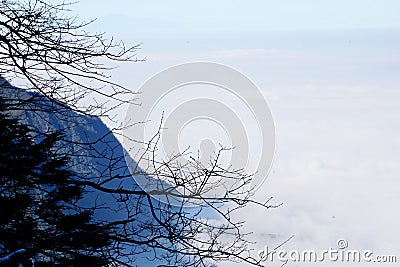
1, 76, 132, 183
0, 76, 165, 266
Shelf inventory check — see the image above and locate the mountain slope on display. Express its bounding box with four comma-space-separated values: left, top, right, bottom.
0, 76, 170, 266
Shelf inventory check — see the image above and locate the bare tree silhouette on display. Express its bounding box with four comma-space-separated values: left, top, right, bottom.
0, 1, 279, 266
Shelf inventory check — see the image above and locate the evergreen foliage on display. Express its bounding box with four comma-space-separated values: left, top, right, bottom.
0, 97, 112, 266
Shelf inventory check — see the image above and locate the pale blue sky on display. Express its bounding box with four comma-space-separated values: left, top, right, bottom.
74, 0, 400, 34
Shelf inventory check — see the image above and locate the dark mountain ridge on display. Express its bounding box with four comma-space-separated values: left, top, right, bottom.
0, 76, 168, 266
